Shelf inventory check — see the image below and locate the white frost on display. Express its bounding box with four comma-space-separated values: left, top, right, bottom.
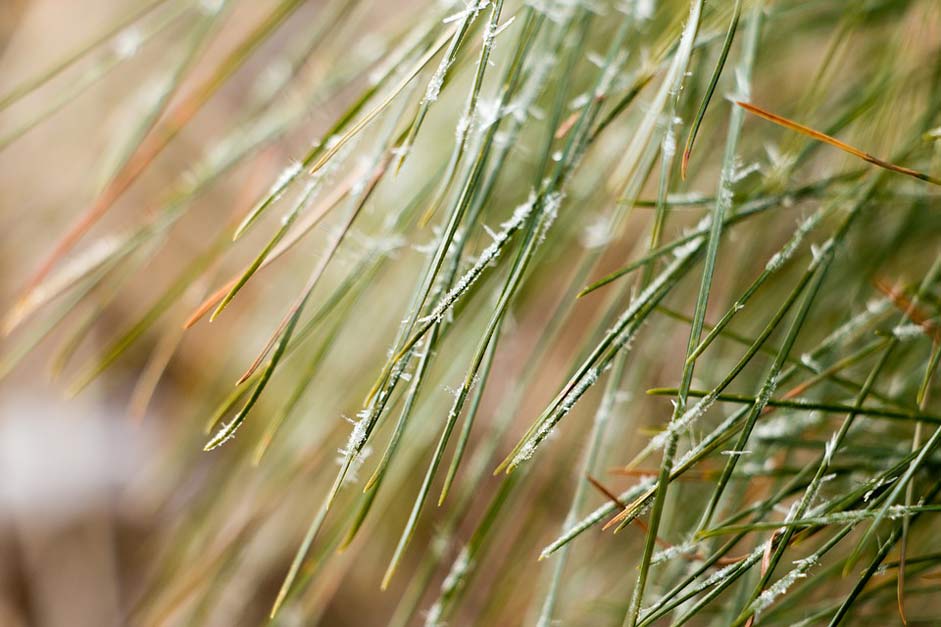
419, 194, 537, 325
338, 409, 370, 458
512, 368, 599, 467
892, 323, 925, 341
199, 0, 225, 14
750, 556, 817, 615
113, 28, 142, 59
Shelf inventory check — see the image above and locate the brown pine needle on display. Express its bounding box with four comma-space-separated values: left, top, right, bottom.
554, 94, 603, 140
235, 154, 390, 386
744, 528, 787, 627
735, 100, 941, 186
874, 276, 939, 340
21, 0, 307, 297
182, 164, 362, 330
587, 475, 747, 566
587, 475, 670, 549
586, 474, 627, 508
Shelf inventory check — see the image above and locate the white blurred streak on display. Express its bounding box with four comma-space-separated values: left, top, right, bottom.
0, 396, 155, 627
0, 398, 150, 519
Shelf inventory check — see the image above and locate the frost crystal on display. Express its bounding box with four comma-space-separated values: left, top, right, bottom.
730, 66, 751, 102
362, 233, 407, 256
864, 475, 897, 502
419, 195, 536, 325
892, 323, 925, 341
754, 410, 820, 441
443, 1, 490, 24
635, 0, 655, 21
423, 603, 442, 627
268, 160, 303, 199
340, 446, 372, 484
455, 111, 472, 140
756, 373, 779, 409
586, 51, 606, 68
338, 410, 370, 458
442, 546, 471, 592
867, 299, 888, 314
888, 504, 912, 520
717, 182, 734, 211
662, 129, 677, 159
651, 539, 697, 565
693, 213, 713, 232
594, 50, 627, 99
823, 434, 839, 465
512, 368, 598, 467
650, 393, 715, 451
113, 28, 142, 59
425, 545, 473, 626
765, 214, 820, 272
413, 236, 441, 256
199, 0, 225, 15
675, 407, 744, 470
253, 60, 292, 99
527, 0, 575, 24
538, 191, 563, 242
809, 238, 835, 267
476, 97, 503, 130
800, 353, 822, 372
820, 297, 889, 347
672, 235, 703, 260
750, 556, 817, 615
561, 368, 599, 414
425, 59, 451, 103
569, 92, 591, 110
697, 543, 767, 591
486, 15, 516, 42
731, 161, 761, 183
580, 216, 612, 249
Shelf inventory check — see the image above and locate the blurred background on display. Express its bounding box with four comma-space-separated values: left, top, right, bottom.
2, 1, 941, 626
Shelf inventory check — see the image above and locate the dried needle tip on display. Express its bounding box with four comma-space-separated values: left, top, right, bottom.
735, 100, 941, 186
